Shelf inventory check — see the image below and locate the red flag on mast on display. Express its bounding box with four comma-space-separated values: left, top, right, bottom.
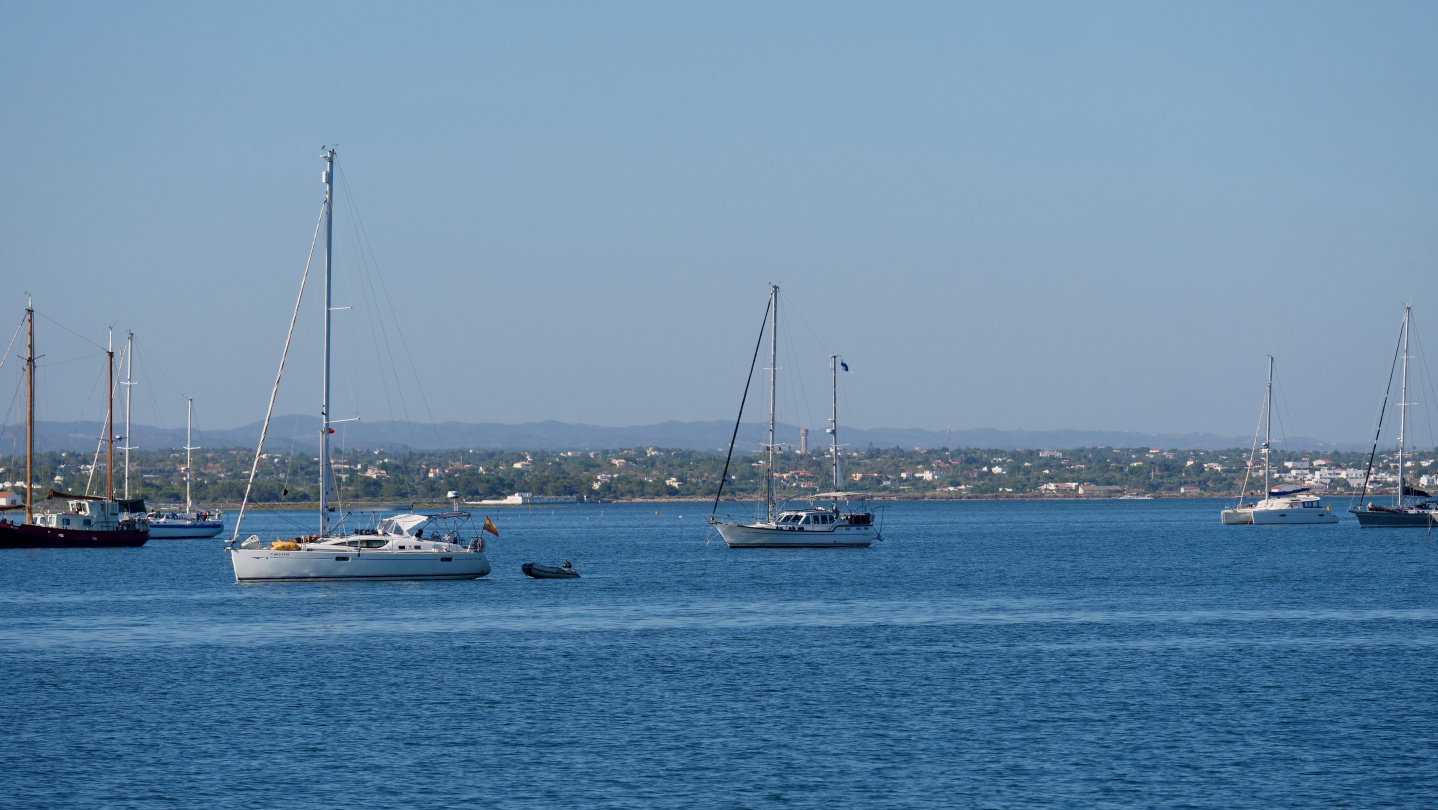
482, 517, 499, 537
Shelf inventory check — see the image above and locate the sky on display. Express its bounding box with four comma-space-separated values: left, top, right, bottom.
2, 2, 1437, 445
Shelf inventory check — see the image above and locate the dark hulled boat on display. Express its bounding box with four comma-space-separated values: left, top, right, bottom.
0, 302, 149, 549
0, 520, 149, 548
1351, 307, 1438, 529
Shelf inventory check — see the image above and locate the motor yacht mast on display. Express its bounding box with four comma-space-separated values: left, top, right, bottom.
1398, 305, 1410, 508
766, 284, 777, 523
320, 147, 335, 537
25, 299, 34, 525
829, 354, 841, 493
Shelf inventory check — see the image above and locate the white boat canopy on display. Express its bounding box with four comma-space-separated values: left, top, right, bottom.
375, 511, 472, 536
377, 514, 430, 535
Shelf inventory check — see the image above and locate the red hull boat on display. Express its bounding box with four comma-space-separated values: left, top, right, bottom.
0, 302, 149, 550
0, 520, 148, 549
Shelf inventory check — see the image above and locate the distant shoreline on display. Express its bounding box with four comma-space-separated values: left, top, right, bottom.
186, 492, 1372, 511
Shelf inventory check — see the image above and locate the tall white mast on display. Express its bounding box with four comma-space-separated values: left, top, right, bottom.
1263, 355, 1272, 499
1398, 305, 1410, 508
828, 354, 841, 493
106, 327, 114, 501
24, 299, 33, 525
766, 284, 778, 523
320, 147, 335, 536
122, 330, 134, 500
184, 397, 198, 514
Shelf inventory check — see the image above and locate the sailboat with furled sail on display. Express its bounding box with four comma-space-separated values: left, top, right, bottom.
147, 397, 224, 538
709, 285, 880, 548
1220, 355, 1338, 525
1352, 305, 1438, 527
226, 148, 490, 581
0, 302, 150, 548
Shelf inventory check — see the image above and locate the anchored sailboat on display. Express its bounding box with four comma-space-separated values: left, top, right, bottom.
709, 285, 880, 548
1220, 356, 1338, 525
0, 303, 150, 548
227, 148, 491, 581
1352, 306, 1437, 527
147, 397, 224, 538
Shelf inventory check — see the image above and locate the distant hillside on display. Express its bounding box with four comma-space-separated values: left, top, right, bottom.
0, 418, 1364, 453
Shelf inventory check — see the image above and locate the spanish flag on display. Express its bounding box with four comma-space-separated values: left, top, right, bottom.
482, 516, 499, 537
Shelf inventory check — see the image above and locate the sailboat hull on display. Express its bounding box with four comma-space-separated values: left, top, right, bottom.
147, 521, 224, 539
1222, 506, 1339, 524
0, 521, 149, 548
1250, 508, 1340, 525
229, 547, 491, 582
1353, 509, 1437, 528
1219, 509, 1253, 525
714, 521, 875, 548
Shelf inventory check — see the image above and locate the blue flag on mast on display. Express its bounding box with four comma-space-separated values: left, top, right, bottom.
840, 361, 849, 372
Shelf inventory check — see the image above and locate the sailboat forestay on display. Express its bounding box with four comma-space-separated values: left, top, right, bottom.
227, 148, 491, 581
709, 285, 880, 548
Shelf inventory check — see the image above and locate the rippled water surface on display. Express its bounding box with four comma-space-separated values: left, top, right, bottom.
3, 499, 1437, 808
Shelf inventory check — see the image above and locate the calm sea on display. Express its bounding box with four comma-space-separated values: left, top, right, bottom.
2, 499, 1436, 808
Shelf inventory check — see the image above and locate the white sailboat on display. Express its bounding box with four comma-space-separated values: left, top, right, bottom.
709, 285, 880, 548
1220, 356, 1338, 525
147, 397, 224, 539
227, 148, 490, 581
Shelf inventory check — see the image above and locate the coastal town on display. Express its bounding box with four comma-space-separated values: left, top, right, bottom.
3, 444, 1426, 506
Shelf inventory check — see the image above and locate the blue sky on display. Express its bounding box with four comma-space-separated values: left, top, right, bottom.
2, 2, 1437, 443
